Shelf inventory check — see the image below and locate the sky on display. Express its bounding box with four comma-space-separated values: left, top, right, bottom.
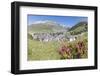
27, 15, 88, 27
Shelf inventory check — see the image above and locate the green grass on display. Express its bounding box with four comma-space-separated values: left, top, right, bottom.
28, 32, 88, 61
28, 39, 61, 61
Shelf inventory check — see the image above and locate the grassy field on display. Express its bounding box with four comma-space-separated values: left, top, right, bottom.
28, 32, 88, 61
28, 39, 61, 60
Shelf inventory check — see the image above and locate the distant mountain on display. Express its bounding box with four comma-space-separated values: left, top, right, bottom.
68, 21, 88, 35
28, 20, 69, 33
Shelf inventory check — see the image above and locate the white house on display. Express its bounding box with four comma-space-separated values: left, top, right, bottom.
67, 36, 77, 42
69, 37, 76, 41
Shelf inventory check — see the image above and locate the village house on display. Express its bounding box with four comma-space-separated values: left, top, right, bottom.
67, 36, 77, 42
31, 32, 77, 42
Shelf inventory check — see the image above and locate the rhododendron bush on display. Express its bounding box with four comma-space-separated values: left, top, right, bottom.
58, 39, 88, 59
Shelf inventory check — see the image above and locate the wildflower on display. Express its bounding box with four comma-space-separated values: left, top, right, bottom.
58, 44, 72, 59
76, 41, 85, 58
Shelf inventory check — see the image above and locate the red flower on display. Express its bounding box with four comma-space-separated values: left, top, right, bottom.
58, 44, 72, 58
76, 41, 84, 54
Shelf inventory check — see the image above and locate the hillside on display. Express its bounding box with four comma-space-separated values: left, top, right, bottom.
68, 21, 88, 35
28, 20, 69, 33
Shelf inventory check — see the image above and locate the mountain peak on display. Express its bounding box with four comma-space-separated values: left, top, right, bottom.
28, 20, 69, 33
32, 20, 57, 25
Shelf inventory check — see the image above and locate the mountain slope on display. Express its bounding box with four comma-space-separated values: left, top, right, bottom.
28, 21, 68, 33
69, 21, 88, 35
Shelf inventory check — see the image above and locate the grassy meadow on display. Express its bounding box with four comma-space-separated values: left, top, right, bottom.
28, 32, 88, 61
28, 39, 61, 60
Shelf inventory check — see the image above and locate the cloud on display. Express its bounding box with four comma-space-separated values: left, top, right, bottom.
32, 21, 47, 24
